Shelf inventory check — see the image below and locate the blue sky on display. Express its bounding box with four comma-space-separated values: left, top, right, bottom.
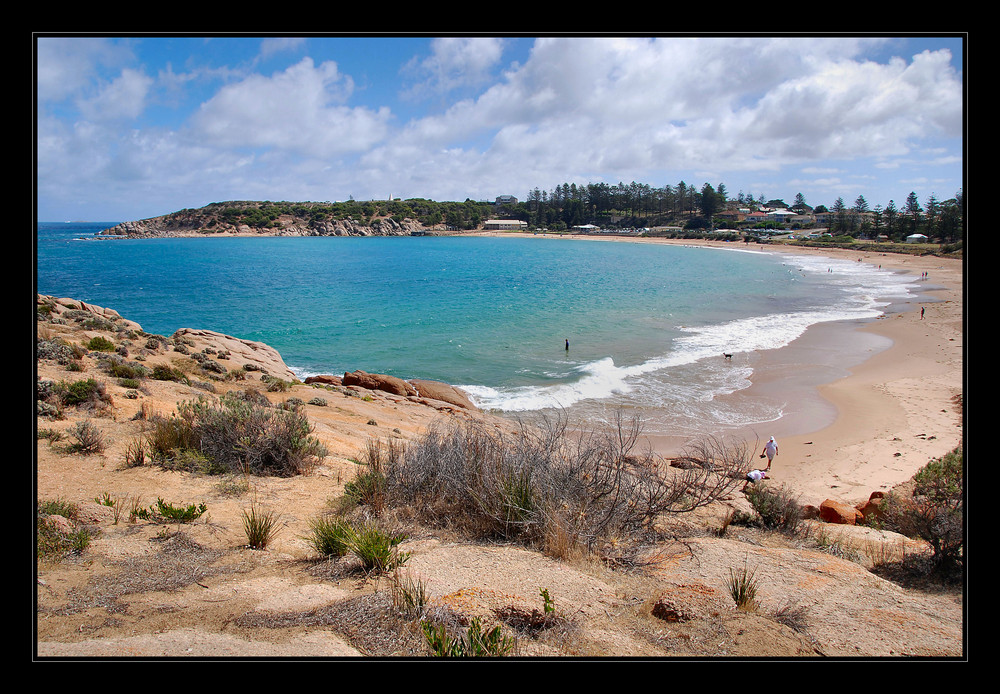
35, 34, 964, 222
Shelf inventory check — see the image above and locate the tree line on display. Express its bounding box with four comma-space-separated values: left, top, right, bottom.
511, 180, 963, 243
192, 179, 963, 243
826, 191, 964, 244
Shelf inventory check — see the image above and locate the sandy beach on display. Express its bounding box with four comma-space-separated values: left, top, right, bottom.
466, 232, 964, 507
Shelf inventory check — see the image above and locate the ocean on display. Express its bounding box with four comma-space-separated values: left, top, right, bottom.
35, 222, 920, 439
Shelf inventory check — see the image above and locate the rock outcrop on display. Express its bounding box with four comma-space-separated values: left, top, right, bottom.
818, 498, 863, 525
97, 201, 432, 239
410, 379, 477, 410
342, 370, 418, 397
172, 328, 297, 382
38, 295, 143, 332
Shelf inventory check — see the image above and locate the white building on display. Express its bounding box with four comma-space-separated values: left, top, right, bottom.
483, 219, 527, 231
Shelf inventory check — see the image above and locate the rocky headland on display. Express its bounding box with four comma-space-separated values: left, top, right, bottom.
35, 294, 963, 659
98, 201, 435, 239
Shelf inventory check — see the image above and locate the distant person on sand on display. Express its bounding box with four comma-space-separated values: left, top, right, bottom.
760, 436, 778, 470
921, 307, 925, 320
742, 468, 768, 492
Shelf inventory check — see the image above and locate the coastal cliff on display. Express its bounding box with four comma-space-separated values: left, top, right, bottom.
98, 200, 432, 238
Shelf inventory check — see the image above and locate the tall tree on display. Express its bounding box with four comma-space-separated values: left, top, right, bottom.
851, 195, 870, 235
831, 197, 848, 234
904, 192, 922, 236
716, 183, 728, 208
924, 193, 941, 238
884, 199, 899, 240
699, 182, 720, 220
675, 181, 687, 215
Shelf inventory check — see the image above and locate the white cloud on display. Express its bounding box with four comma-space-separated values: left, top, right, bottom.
77, 68, 154, 121
36, 37, 135, 104
35, 36, 964, 220
189, 57, 392, 157
402, 37, 506, 99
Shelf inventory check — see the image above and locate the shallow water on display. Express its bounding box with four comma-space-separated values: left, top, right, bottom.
36, 223, 919, 438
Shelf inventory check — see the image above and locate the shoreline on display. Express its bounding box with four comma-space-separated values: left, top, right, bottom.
464, 232, 964, 506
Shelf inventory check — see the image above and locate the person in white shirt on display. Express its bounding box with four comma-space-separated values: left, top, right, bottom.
761, 437, 778, 470
742, 468, 768, 492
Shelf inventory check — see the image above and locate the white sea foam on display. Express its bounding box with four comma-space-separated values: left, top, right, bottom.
463, 253, 919, 413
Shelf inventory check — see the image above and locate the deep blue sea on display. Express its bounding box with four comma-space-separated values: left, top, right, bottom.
35, 222, 919, 438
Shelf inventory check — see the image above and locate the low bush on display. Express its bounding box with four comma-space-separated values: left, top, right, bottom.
344, 438, 399, 515
743, 483, 804, 534
349, 519, 409, 573
150, 364, 188, 382
37, 499, 95, 559
86, 336, 116, 352
147, 498, 208, 523
145, 392, 327, 476
105, 360, 148, 380
880, 447, 963, 574
383, 413, 750, 555
66, 420, 105, 455
57, 378, 112, 410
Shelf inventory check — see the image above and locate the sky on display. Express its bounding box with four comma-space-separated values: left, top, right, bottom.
34, 34, 965, 223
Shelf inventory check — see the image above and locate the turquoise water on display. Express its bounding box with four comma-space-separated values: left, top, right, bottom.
35, 222, 919, 437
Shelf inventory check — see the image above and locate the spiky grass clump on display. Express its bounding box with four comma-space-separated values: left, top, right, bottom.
304, 515, 355, 558
727, 559, 760, 612
421, 617, 516, 657
304, 515, 409, 574
242, 504, 281, 550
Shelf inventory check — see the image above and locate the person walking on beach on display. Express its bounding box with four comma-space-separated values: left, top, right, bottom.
760, 436, 778, 470
742, 468, 768, 492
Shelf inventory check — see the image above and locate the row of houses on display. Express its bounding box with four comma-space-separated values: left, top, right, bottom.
717, 207, 886, 226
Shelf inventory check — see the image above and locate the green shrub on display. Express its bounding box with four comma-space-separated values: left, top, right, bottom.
146, 411, 199, 463
151, 364, 188, 382
37, 499, 95, 559
86, 336, 116, 352
143, 392, 326, 477
37, 497, 79, 520
183, 392, 327, 476
343, 438, 398, 515
106, 360, 148, 379
58, 378, 111, 409
880, 447, 964, 572
743, 483, 803, 533
149, 497, 207, 523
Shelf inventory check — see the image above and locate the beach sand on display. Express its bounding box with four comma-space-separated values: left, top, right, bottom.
467, 233, 965, 507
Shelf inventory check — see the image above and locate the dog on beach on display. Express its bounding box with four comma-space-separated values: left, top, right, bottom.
723, 353, 732, 361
